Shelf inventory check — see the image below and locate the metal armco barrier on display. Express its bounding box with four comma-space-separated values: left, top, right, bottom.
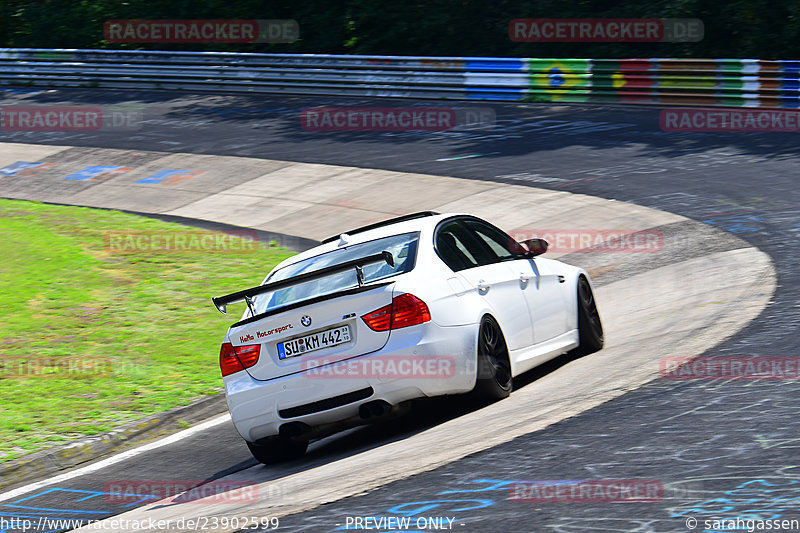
0, 49, 798, 108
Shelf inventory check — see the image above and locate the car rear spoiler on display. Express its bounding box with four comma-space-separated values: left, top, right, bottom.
212, 251, 395, 314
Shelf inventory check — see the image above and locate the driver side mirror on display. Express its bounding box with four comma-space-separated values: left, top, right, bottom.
520, 238, 548, 257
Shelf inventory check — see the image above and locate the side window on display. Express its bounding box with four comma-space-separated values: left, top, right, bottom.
464, 220, 523, 262
435, 221, 488, 271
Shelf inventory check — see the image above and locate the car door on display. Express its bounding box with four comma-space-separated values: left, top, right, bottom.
435, 219, 533, 351
461, 219, 569, 345
519, 258, 571, 343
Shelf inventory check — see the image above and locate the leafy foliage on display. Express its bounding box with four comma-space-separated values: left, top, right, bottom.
0, 0, 796, 58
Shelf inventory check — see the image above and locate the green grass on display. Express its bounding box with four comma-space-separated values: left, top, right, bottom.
0, 199, 295, 462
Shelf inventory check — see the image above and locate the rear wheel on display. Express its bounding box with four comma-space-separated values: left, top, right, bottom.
576, 275, 603, 355
473, 316, 512, 401
246, 437, 308, 464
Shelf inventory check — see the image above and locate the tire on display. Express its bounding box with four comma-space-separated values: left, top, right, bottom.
246, 437, 308, 464
576, 275, 604, 355
473, 316, 513, 401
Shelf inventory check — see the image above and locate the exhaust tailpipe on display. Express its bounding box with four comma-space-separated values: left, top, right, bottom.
359, 400, 391, 420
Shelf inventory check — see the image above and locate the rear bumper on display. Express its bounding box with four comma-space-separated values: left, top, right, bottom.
223, 321, 477, 443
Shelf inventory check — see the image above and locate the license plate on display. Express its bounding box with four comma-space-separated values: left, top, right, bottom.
277, 325, 351, 360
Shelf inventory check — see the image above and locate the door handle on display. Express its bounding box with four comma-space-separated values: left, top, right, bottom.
520, 273, 531, 282
477, 280, 490, 292
558, 275, 566, 283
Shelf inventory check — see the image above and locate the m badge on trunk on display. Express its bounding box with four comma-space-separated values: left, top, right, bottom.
300, 315, 312, 327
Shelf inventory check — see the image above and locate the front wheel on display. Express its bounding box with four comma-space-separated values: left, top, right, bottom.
576, 275, 604, 355
246, 437, 308, 464
473, 316, 512, 401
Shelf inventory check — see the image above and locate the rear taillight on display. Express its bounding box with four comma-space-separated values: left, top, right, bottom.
219, 342, 261, 377
361, 293, 431, 332
361, 304, 392, 331
391, 293, 432, 328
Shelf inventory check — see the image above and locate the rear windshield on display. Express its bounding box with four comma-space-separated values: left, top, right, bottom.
250, 232, 419, 315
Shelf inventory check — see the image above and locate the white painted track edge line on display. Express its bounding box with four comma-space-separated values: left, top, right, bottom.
0, 413, 232, 503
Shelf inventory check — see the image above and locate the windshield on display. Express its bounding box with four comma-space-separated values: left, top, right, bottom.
250, 232, 419, 316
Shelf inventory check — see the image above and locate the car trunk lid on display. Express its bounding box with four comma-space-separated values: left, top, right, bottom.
227, 282, 394, 381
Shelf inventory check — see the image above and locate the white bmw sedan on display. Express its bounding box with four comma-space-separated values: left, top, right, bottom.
212, 212, 603, 463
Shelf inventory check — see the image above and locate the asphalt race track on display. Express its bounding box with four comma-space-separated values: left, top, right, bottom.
0, 88, 798, 533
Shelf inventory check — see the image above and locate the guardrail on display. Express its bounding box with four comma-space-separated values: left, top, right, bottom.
0, 49, 798, 108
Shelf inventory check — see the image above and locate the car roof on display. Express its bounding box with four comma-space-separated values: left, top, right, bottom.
320, 211, 440, 244
269, 212, 468, 273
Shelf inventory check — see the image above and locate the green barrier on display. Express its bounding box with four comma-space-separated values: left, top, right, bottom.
527, 59, 591, 102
